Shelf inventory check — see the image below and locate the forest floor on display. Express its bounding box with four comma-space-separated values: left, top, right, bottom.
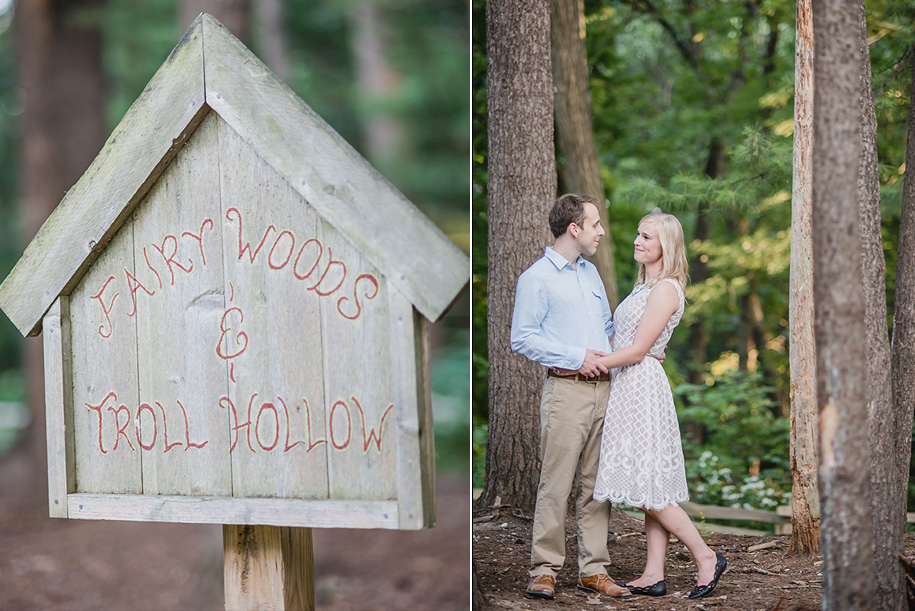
0, 451, 470, 610
474, 500, 915, 611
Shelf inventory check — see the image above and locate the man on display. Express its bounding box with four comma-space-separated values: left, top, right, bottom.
510, 193, 630, 600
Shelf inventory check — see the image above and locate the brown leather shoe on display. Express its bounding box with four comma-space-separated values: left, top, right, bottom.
577, 574, 632, 597
525, 574, 555, 599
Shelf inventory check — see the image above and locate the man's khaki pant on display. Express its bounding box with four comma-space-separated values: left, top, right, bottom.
530, 376, 611, 578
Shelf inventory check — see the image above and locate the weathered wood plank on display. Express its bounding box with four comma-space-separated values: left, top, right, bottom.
200, 14, 468, 323
133, 111, 231, 495
67, 493, 400, 528
43, 296, 74, 517
415, 312, 436, 527
319, 220, 396, 502
216, 116, 328, 499
389, 290, 435, 528
68, 224, 142, 493
224, 525, 315, 611
0, 17, 208, 337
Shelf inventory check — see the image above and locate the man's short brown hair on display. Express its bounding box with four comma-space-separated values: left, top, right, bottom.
549, 193, 599, 238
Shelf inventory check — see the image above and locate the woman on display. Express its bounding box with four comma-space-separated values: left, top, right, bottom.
592, 212, 727, 599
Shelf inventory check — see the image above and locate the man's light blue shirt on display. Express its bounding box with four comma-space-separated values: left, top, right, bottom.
510, 246, 613, 370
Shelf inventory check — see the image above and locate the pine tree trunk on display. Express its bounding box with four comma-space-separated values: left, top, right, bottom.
550, 0, 617, 307
811, 0, 876, 606
788, 0, 820, 558
854, 3, 902, 608
253, 0, 288, 81
15, 0, 107, 505
889, 53, 915, 611
349, 2, 403, 167
180, 0, 249, 42
479, 0, 555, 512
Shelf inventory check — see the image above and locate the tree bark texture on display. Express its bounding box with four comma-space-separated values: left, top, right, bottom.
480, 0, 556, 512
550, 0, 617, 307
788, 0, 820, 557
854, 3, 902, 609
15, 0, 107, 504
180, 0, 249, 43
811, 0, 876, 607
889, 53, 915, 611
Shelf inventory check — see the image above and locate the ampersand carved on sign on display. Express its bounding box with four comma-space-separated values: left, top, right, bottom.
216, 306, 248, 360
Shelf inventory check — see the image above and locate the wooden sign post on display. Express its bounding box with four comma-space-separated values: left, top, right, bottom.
0, 14, 467, 611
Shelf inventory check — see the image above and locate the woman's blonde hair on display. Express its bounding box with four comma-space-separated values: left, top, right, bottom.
636, 212, 689, 288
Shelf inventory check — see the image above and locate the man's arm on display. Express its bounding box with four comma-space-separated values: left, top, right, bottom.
510, 272, 587, 370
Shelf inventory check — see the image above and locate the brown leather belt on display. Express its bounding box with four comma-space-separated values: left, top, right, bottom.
547, 367, 610, 383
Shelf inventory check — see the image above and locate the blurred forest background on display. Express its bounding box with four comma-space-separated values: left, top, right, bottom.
472, 0, 914, 516
0, 0, 470, 477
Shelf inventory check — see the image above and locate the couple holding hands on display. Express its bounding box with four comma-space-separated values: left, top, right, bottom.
510, 193, 728, 601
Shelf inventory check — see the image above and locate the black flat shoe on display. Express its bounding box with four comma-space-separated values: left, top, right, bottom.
687, 552, 728, 600
626, 580, 666, 596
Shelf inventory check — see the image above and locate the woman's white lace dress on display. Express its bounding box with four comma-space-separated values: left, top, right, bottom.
593, 278, 689, 510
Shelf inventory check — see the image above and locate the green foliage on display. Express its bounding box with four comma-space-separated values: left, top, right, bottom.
431, 337, 471, 474
689, 450, 786, 511
676, 369, 790, 509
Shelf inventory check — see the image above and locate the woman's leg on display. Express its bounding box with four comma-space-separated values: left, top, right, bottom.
627, 510, 669, 587
644, 504, 718, 585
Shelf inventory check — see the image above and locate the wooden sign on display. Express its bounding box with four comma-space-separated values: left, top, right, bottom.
0, 14, 467, 533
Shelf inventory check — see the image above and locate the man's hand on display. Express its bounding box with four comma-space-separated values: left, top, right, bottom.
658, 345, 668, 364
578, 349, 609, 377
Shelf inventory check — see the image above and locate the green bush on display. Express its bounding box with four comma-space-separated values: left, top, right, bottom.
675, 369, 790, 509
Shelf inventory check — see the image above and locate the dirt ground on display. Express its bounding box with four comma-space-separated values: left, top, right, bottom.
0, 452, 470, 610
474, 502, 914, 611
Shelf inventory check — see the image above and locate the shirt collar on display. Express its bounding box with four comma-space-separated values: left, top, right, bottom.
544, 246, 583, 270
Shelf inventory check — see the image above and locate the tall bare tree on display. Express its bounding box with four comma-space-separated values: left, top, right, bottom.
888, 51, 915, 611
180, 0, 249, 42
479, 0, 556, 512
811, 0, 876, 607
550, 0, 617, 306
788, 0, 819, 557
253, 0, 288, 81
852, 3, 904, 608
349, 2, 403, 167
13, 0, 107, 504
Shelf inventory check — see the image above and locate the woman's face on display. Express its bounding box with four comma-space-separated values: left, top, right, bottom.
634, 222, 662, 266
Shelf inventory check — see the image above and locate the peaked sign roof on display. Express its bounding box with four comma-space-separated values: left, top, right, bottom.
0, 14, 468, 337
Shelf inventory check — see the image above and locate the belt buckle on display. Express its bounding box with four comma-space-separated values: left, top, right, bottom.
583, 373, 600, 383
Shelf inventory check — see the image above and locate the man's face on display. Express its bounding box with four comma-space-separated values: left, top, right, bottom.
573, 203, 604, 256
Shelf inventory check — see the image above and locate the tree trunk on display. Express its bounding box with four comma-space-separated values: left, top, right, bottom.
479, 0, 556, 513
854, 3, 902, 609
811, 0, 876, 606
788, 0, 819, 558
14, 0, 107, 505
180, 0, 249, 43
550, 0, 617, 307
889, 52, 915, 611
253, 0, 288, 81
349, 2, 403, 168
